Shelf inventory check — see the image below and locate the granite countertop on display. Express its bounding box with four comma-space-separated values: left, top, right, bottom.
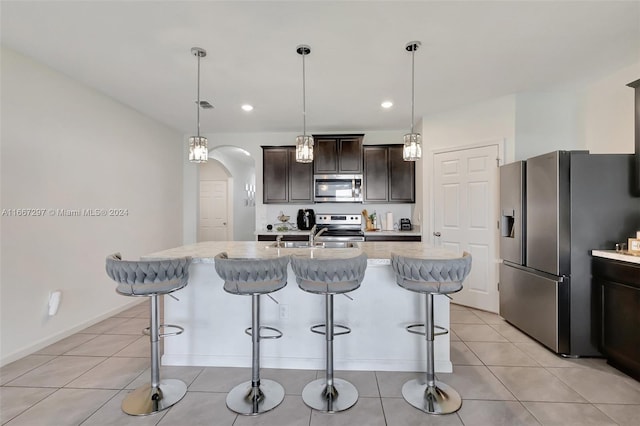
143, 241, 458, 263
592, 250, 640, 265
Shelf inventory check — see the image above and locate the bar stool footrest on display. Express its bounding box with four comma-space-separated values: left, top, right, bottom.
244, 325, 283, 339
310, 323, 351, 336
405, 323, 448, 337
142, 324, 184, 338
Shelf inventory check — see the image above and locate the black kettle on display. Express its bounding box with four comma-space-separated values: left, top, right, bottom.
297, 209, 315, 230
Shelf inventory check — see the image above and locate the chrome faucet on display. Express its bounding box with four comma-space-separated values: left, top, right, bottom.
276, 234, 283, 247
313, 227, 329, 245
308, 225, 317, 246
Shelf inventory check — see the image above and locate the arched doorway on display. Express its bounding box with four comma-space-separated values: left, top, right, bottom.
199, 146, 256, 241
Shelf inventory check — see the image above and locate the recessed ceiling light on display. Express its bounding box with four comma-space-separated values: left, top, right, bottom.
381, 101, 393, 109
241, 104, 254, 112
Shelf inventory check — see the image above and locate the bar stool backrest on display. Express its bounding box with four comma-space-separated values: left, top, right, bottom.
105, 253, 192, 296
214, 252, 289, 295
391, 252, 472, 294
291, 253, 368, 294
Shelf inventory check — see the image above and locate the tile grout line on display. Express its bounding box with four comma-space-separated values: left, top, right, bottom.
373, 371, 388, 426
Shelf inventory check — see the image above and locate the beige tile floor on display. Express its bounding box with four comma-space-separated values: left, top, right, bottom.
2, 302, 640, 425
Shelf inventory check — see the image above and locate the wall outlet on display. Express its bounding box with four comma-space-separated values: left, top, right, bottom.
279, 304, 289, 319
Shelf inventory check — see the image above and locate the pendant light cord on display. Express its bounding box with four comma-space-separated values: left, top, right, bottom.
302, 50, 307, 137
196, 53, 201, 138
410, 46, 415, 134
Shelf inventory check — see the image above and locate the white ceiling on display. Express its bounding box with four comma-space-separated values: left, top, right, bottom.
2, 1, 639, 135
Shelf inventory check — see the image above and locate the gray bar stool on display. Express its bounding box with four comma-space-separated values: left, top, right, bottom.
105, 253, 192, 416
290, 253, 367, 413
390, 252, 472, 415
214, 252, 289, 415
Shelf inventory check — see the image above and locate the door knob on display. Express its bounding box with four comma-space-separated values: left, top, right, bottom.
433, 232, 441, 237
223, 222, 227, 225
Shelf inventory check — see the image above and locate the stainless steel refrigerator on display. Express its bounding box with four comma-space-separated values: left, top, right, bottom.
499, 151, 640, 356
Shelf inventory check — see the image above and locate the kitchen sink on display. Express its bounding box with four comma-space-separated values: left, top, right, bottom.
268, 241, 358, 249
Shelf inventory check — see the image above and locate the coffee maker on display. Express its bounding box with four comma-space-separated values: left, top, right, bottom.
297, 209, 316, 230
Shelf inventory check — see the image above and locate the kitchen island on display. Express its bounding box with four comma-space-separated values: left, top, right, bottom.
143, 241, 460, 373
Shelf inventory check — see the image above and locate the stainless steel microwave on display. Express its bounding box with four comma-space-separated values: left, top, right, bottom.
314, 174, 363, 203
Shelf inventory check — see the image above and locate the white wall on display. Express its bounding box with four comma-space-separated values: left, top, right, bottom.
581, 61, 640, 154
515, 91, 581, 160
0, 48, 183, 365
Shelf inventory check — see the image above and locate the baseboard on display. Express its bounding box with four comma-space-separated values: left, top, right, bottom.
0, 299, 144, 367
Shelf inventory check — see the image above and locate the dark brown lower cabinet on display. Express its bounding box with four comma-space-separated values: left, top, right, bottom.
256, 234, 309, 242
593, 257, 640, 381
364, 235, 421, 242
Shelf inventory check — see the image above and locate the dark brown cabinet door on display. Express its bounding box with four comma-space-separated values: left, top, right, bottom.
263, 147, 288, 203
363, 146, 388, 202
389, 145, 415, 202
593, 258, 640, 381
313, 137, 339, 174
339, 137, 363, 173
263, 146, 313, 204
313, 135, 363, 174
363, 145, 415, 203
288, 149, 313, 202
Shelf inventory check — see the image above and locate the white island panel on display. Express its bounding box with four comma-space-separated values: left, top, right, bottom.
145, 242, 457, 372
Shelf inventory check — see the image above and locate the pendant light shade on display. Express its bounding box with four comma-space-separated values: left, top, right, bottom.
403, 41, 422, 161
189, 47, 208, 163
295, 44, 313, 163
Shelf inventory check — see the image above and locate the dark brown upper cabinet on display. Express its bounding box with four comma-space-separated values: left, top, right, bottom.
313, 134, 364, 175
262, 146, 313, 204
363, 144, 415, 203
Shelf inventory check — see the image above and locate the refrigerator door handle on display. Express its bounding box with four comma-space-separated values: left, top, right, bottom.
502, 261, 567, 283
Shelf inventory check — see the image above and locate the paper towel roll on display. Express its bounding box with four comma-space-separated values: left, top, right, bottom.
386, 212, 394, 231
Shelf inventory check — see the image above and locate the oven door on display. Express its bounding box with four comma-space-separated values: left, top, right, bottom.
314, 174, 363, 203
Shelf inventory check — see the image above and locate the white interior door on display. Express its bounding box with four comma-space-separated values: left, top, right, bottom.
433, 144, 500, 312
199, 180, 228, 241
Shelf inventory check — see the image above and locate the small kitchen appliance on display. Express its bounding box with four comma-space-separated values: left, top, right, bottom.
400, 218, 412, 231
296, 209, 316, 230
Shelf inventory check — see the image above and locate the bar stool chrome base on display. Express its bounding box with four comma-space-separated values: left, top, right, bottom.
226, 379, 285, 415
402, 378, 462, 415
302, 378, 358, 413
121, 379, 187, 416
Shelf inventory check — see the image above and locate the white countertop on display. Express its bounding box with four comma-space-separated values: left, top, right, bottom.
143, 241, 458, 263
592, 250, 640, 265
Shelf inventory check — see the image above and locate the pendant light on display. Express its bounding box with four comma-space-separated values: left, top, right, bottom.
295, 44, 313, 163
189, 47, 208, 163
403, 41, 422, 161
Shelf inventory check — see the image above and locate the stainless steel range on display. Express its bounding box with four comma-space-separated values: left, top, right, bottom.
313, 213, 364, 242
